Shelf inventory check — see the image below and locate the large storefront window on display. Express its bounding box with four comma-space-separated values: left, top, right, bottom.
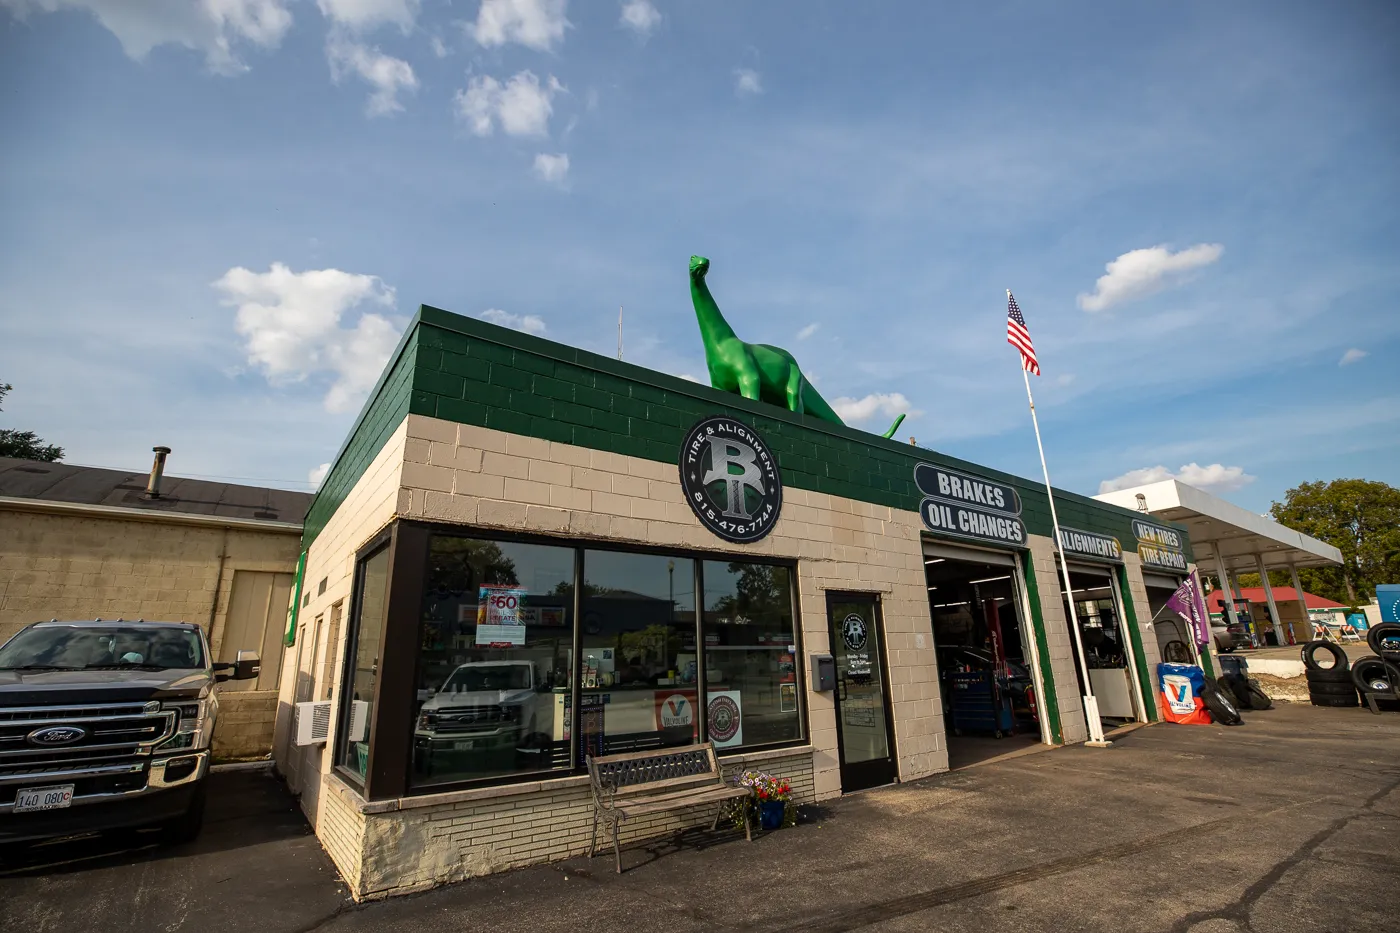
347, 525, 807, 796
409, 536, 575, 787
702, 561, 801, 749
337, 544, 390, 783
580, 550, 697, 756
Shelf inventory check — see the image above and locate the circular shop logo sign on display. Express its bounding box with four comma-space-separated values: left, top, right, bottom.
679, 415, 783, 544
841, 613, 868, 652
707, 695, 741, 743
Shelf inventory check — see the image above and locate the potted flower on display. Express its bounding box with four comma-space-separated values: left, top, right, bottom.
735, 770, 792, 831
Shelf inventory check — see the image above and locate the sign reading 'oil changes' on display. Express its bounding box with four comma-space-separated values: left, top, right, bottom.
915, 463, 1026, 549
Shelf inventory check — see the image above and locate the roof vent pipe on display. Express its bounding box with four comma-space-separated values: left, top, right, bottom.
146, 446, 172, 498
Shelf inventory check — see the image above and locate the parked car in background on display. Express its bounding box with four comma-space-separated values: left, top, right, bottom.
0, 620, 259, 845
1211, 618, 1252, 653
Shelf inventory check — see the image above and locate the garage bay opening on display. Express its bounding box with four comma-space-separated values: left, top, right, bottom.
925, 546, 1043, 769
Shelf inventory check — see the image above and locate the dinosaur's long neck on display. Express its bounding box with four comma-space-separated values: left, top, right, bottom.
691, 274, 738, 360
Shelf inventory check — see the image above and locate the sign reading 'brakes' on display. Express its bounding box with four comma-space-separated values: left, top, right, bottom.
915, 463, 1026, 548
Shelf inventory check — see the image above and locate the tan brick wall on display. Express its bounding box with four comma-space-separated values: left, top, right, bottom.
213, 690, 279, 759
354, 747, 814, 899
273, 421, 407, 832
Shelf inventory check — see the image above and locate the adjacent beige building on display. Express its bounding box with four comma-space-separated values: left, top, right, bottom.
0, 455, 310, 758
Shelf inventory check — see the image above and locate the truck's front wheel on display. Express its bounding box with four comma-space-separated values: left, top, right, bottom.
160, 782, 207, 846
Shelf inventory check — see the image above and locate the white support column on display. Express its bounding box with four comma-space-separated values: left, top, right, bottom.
1255, 554, 1286, 646
1289, 565, 1311, 640
1212, 551, 1241, 629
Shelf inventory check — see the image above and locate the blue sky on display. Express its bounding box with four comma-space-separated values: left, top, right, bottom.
1, 0, 1397, 514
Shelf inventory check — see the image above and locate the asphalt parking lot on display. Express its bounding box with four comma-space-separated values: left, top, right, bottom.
3, 702, 1397, 933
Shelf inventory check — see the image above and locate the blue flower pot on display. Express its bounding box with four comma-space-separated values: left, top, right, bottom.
758, 800, 785, 830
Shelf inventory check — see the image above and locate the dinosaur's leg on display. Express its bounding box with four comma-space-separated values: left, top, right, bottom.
736, 365, 762, 402
785, 365, 805, 415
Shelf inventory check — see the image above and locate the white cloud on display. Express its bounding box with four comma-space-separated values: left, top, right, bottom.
1077, 243, 1224, 312
1054, 373, 1075, 387
677, 373, 703, 383
429, 34, 449, 57
478, 308, 547, 336
309, 462, 331, 488
316, 0, 416, 32
734, 67, 762, 96
831, 392, 919, 425
797, 322, 819, 341
1339, 348, 1368, 366
1097, 462, 1256, 495
327, 34, 418, 116
215, 262, 403, 413
1, 0, 293, 74
455, 71, 563, 137
470, 0, 567, 51
533, 153, 570, 186
618, 0, 658, 37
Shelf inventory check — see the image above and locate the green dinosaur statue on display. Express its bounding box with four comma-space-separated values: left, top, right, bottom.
689, 255, 906, 439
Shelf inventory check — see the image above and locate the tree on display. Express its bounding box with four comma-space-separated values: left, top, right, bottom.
0, 382, 64, 462
1267, 479, 1400, 605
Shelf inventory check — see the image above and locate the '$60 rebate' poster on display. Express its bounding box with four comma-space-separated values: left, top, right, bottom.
476, 586, 528, 647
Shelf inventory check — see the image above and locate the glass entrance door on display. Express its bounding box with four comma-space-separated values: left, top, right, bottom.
827, 592, 896, 791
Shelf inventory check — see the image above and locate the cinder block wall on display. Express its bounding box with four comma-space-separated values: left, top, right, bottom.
350, 748, 814, 900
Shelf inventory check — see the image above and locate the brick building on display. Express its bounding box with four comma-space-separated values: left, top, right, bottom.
275, 306, 1211, 899
0, 457, 310, 757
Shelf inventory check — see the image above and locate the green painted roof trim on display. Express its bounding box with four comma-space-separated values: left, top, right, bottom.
304, 304, 1192, 560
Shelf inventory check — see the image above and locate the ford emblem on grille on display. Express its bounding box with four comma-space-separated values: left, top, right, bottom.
27, 725, 88, 746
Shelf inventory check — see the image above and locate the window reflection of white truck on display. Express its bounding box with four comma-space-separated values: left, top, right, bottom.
413, 661, 566, 775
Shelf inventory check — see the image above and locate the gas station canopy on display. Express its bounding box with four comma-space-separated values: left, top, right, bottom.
1094, 479, 1342, 575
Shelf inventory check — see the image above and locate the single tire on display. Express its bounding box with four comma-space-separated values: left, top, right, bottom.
1308, 681, 1361, 697
1162, 640, 1192, 664
1201, 678, 1244, 725
160, 782, 207, 846
1311, 693, 1360, 708
1305, 665, 1354, 684
1367, 623, 1400, 659
1301, 640, 1349, 672
1246, 682, 1273, 710
1351, 656, 1400, 695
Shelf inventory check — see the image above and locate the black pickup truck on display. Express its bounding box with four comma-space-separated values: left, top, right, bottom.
0, 620, 259, 845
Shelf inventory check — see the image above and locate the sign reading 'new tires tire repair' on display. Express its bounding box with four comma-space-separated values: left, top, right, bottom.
914, 463, 1027, 549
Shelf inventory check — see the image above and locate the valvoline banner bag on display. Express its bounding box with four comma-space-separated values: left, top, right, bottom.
1158, 663, 1211, 725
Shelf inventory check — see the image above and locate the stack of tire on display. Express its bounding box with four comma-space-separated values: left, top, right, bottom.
1353, 623, 1400, 711
1301, 641, 1359, 707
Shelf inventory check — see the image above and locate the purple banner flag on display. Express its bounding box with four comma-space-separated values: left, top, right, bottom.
1166, 571, 1210, 647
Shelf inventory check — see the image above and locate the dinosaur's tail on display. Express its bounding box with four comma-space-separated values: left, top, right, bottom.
881, 413, 906, 440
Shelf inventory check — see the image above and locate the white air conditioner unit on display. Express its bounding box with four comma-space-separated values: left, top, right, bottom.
347, 699, 370, 742
294, 700, 332, 746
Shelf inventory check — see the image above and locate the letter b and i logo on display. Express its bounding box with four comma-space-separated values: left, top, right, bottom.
680, 416, 783, 543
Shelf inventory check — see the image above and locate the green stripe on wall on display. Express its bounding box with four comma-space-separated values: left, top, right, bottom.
1020, 552, 1063, 744
1116, 565, 1158, 723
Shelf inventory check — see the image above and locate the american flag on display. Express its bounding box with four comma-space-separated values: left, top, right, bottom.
1006, 291, 1040, 376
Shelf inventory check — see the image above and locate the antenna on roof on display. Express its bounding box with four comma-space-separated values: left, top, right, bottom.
618, 304, 624, 360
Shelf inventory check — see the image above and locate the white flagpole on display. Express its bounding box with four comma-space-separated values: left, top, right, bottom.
1012, 290, 1109, 746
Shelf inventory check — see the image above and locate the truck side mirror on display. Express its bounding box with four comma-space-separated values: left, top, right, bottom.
234, 649, 261, 681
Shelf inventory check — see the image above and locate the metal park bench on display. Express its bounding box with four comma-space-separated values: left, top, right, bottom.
587, 742, 751, 873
